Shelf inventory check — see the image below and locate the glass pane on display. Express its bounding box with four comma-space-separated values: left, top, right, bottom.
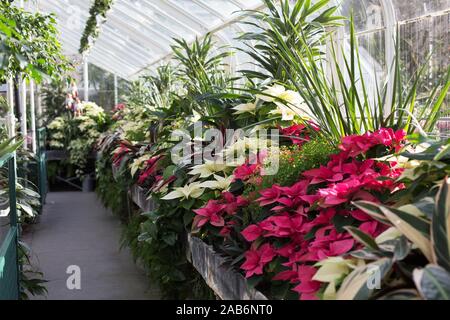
171, 0, 221, 26
200, 0, 242, 17
398, 12, 450, 131
340, 0, 385, 33
392, 0, 450, 21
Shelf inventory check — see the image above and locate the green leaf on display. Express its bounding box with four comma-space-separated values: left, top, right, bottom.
431, 178, 450, 272
378, 289, 420, 300
414, 264, 450, 300
352, 201, 391, 225
162, 232, 177, 246
379, 205, 433, 262
163, 165, 176, 180
345, 226, 380, 252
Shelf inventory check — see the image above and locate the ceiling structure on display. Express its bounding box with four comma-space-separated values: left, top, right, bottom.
27, 0, 266, 80
26, 0, 450, 81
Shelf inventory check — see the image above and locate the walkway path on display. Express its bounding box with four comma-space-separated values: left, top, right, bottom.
23, 192, 159, 300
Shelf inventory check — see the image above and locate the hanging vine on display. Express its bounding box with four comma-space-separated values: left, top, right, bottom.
79, 0, 114, 54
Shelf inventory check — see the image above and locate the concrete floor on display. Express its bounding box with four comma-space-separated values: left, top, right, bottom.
23, 192, 160, 300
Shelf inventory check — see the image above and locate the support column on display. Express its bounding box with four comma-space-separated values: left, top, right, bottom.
20, 77, 27, 150
114, 74, 119, 106
30, 80, 37, 153
381, 0, 397, 115
83, 55, 89, 101
36, 84, 42, 126
6, 78, 16, 140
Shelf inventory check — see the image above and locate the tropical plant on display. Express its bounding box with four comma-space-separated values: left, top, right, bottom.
40, 78, 70, 126
172, 34, 238, 127
238, 0, 343, 82
244, 0, 449, 143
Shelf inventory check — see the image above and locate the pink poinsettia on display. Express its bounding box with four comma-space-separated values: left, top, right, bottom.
194, 127, 407, 299
137, 155, 164, 185
193, 192, 249, 230
241, 243, 276, 278
112, 143, 131, 167
292, 265, 321, 300
340, 128, 406, 157
279, 122, 320, 146
193, 200, 227, 228
233, 163, 259, 181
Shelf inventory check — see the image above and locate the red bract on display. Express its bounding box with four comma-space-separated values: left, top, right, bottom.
292, 265, 321, 300
193, 200, 227, 228
237, 128, 406, 298
137, 155, 164, 185
339, 128, 406, 157
279, 122, 320, 146
193, 192, 249, 230
112, 144, 131, 167
241, 243, 276, 278
233, 163, 259, 181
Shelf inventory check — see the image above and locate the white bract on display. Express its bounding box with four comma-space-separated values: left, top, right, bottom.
189, 161, 228, 178
161, 182, 204, 200
198, 175, 234, 191
232, 102, 257, 115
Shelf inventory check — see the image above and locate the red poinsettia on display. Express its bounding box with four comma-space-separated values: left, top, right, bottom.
112, 143, 132, 167
238, 128, 406, 299
241, 243, 276, 278
137, 155, 164, 185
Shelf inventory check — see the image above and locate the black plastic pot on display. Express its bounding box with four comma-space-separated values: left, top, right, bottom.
82, 174, 96, 192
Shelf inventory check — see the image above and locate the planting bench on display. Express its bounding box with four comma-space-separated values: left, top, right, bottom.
114, 166, 267, 300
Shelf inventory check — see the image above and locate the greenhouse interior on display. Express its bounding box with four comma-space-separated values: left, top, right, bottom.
0, 0, 450, 303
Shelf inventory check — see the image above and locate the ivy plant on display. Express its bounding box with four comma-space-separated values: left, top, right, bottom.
79, 0, 114, 54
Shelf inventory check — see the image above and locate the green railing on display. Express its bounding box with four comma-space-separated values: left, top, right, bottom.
0, 153, 20, 300
37, 128, 47, 207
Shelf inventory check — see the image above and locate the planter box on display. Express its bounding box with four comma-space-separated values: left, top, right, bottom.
110, 162, 266, 299
130, 184, 157, 212
187, 234, 268, 300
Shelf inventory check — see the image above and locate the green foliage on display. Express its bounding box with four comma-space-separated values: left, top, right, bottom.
96, 150, 130, 220
252, 1, 449, 142
79, 0, 114, 54
238, 0, 343, 82
261, 137, 337, 188
40, 78, 70, 126
47, 102, 108, 176
172, 34, 238, 128
19, 241, 47, 300
0, 2, 70, 82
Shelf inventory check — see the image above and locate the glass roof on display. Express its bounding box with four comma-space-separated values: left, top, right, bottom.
25, 0, 450, 81
27, 0, 266, 80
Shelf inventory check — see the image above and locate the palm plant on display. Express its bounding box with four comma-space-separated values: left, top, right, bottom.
238, 0, 343, 83
171, 34, 236, 125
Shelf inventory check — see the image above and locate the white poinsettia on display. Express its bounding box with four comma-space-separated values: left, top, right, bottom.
222, 137, 260, 166
232, 102, 257, 115
256, 84, 286, 102
161, 182, 205, 200
129, 154, 152, 177
189, 160, 228, 178
256, 84, 312, 120
198, 175, 234, 191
